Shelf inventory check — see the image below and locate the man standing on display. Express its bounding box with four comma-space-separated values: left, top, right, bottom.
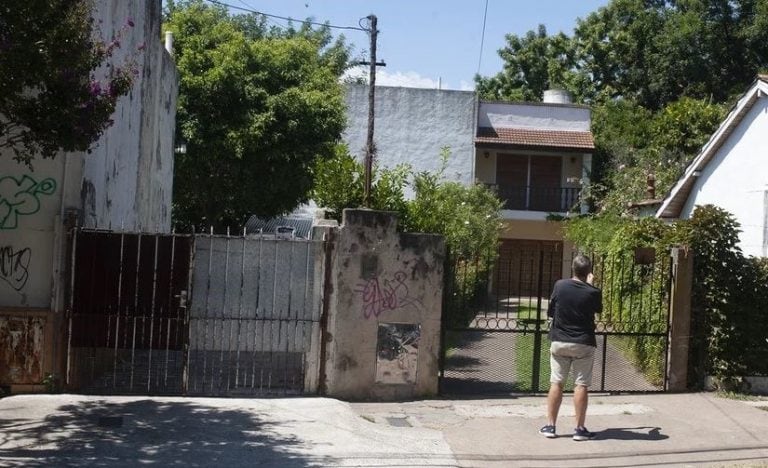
539, 254, 602, 441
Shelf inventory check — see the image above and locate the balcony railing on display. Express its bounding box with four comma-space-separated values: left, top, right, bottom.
492, 185, 581, 212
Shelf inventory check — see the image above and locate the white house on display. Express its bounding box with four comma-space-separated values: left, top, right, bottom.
656, 75, 768, 257
0, 0, 178, 392
343, 86, 595, 294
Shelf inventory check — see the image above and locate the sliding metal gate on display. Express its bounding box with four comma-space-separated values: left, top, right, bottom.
65, 229, 326, 396
440, 246, 672, 395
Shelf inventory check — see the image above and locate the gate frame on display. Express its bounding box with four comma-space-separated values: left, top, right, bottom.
439, 246, 678, 395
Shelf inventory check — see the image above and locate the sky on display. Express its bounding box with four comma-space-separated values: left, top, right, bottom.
218, 0, 610, 90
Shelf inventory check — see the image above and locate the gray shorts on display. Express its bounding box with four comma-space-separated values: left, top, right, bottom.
549, 341, 596, 387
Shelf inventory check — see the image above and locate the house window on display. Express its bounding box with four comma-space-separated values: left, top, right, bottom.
495, 153, 577, 212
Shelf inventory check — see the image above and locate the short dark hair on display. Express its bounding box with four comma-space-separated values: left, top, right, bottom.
572, 254, 592, 279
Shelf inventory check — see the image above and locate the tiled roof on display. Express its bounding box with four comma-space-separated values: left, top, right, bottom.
476, 127, 595, 150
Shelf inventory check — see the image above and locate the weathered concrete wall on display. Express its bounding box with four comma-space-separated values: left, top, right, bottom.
324, 209, 444, 400
0, 0, 177, 390
343, 84, 476, 195
478, 101, 591, 131
81, 0, 177, 232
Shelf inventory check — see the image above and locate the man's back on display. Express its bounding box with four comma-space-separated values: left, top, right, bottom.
547, 279, 602, 347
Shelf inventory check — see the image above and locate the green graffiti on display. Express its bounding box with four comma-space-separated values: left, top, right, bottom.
0, 174, 58, 229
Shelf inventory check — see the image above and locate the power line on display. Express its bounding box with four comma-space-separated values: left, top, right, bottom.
477, 0, 489, 75
205, 0, 368, 32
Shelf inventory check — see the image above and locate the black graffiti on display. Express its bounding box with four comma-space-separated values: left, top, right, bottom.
0, 245, 31, 291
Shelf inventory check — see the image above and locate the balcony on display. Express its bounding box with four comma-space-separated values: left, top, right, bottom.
493, 185, 581, 212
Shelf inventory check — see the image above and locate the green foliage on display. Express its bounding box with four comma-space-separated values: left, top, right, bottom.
674, 205, 768, 389
593, 97, 725, 214
166, 0, 349, 231
313, 147, 503, 328
566, 205, 768, 390
0, 0, 138, 165
475, 25, 591, 102
312, 145, 410, 221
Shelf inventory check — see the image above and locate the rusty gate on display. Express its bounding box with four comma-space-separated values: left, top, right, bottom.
65, 228, 326, 396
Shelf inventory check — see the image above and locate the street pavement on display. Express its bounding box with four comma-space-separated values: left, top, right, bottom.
0, 392, 766, 467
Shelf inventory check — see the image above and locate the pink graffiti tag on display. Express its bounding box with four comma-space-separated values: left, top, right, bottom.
356, 271, 416, 319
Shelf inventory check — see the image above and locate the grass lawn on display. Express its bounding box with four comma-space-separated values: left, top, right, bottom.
514, 333, 575, 392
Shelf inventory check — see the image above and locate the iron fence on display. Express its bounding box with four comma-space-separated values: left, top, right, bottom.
65, 228, 326, 397
440, 246, 672, 395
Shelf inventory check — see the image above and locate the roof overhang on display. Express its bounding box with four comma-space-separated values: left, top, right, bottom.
475, 127, 595, 152
656, 76, 768, 219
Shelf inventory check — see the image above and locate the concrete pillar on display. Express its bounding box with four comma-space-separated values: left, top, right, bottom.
667, 246, 694, 392
323, 209, 445, 401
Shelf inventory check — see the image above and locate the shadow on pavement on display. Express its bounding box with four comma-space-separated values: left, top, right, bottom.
0, 399, 332, 467
597, 426, 668, 441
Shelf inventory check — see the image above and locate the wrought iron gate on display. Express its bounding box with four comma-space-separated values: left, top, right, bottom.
65, 228, 326, 396
439, 245, 672, 395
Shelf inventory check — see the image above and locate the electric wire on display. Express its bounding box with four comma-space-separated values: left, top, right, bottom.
477, 0, 489, 75
205, 0, 368, 31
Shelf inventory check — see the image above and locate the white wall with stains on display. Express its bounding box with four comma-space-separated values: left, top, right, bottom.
1, 0, 177, 311
343, 84, 476, 195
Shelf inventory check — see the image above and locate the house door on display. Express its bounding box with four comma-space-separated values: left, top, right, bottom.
494, 239, 562, 298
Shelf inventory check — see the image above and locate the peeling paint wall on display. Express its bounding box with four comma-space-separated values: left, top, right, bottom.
0, 1, 177, 389
81, 0, 177, 232
324, 209, 444, 400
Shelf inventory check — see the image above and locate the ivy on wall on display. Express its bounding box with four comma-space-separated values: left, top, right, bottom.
564, 205, 768, 391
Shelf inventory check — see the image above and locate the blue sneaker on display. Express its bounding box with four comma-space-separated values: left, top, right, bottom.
573, 426, 596, 441
538, 425, 556, 438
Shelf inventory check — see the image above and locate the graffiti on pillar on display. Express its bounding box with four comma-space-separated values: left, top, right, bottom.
0, 174, 57, 229
0, 245, 32, 292
355, 271, 422, 319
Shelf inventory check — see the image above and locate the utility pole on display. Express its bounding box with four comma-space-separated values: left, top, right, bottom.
357, 15, 385, 207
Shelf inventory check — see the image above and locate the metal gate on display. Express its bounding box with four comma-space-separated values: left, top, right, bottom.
439, 245, 672, 395
65, 228, 326, 396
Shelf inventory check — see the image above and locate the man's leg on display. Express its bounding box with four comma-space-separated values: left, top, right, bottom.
573, 384, 588, 428
547, 382, 564, 426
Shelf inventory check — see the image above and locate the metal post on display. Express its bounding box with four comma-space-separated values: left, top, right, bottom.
531, 250, 545, 392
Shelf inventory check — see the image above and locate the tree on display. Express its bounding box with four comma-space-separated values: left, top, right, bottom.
313, 146, 502, 259
475, 25, 591, 102
312, 145, 410, 222
166, 1, 349, 231
0, 0, 137, 165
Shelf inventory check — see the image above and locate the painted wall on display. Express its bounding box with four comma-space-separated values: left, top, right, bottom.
324, 209, 444, 400
0, 0, 177, 311
0, 1, 177, 390
478, 102, 591, 131
680, 96, 768, 257
343, 84, 476, 195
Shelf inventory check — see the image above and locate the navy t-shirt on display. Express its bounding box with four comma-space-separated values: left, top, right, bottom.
547, 278, 602, 347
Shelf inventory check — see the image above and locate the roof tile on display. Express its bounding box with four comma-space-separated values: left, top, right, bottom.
476, 127, 595, 150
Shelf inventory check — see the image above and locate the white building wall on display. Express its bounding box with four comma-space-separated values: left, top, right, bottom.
680, 96, 768, 257
0, 0, 177, 309
478, 102, 591, 131
343, 85, 476, 195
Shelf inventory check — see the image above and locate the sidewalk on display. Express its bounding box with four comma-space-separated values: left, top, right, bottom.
352, 393, 768, 467
0, 392, 766, 467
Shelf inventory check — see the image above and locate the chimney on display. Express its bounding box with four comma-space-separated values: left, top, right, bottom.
543, 89, 572, 104
646, 173, 656, 199
165, 31, 174, 56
